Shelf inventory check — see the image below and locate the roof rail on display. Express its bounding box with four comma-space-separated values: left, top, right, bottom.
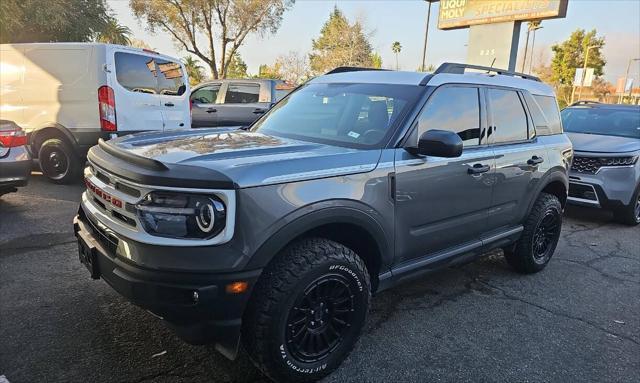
325, 66, 389, 75
569, 100, 602, 107
434, 62, 541, 82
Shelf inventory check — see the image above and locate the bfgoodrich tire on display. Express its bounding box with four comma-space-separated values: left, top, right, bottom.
504, 192, 563, 274
242, 238, 371, 383
38, 138, 81, 184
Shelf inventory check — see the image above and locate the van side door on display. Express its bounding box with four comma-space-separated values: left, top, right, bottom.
155, 58, 190, 130
393, 85, 495, 267
112, 51, 164, 133
216, 82, 270, 127
485, 87, 548, 232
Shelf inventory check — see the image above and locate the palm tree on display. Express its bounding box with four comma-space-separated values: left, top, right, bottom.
183, 56, 205, 85
391, 41, 402, 70
96, 17, 132, 45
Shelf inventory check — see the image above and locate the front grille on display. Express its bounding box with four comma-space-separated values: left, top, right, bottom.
571, 156, 601, 174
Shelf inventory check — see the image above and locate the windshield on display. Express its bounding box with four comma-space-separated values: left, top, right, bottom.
251, 83, 423, 148
561, 107, 640, 139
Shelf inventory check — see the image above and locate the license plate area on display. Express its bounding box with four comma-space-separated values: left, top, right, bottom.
77, 232, 100, 279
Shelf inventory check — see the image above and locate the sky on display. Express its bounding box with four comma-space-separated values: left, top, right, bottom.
108, 0, 640, 83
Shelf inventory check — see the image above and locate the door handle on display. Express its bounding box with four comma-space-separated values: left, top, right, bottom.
206, 108, 217, 113
468, 163, 491, 175
164, 102, 175, 107
253, 108, 266, 114
527, 156, 544, 166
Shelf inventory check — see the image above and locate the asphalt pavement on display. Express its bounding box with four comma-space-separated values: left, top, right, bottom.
1, 174, 638, 383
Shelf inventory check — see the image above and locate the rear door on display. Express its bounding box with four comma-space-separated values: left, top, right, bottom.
190, 83, 221, 128
394, 85, 495, 265
485, 87, 548, 231
112, 51, 164, 132
216, 82, 269, 126
155, 57, 190, 130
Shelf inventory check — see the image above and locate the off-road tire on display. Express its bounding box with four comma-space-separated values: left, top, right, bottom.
504, 192, 562, 274
38, 138, 80, 184
613, 183, 640, 226
242, 238, 371, 383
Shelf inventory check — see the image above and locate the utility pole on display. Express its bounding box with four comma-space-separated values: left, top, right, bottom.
528, 22, 542, 73
421, 1, 436, 71
619, 58, 640, 104
576, 45, 597, 102
521, 27, 531, 73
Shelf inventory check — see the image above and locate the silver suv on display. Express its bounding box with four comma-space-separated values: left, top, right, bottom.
562, 102, 640, 225
74, 63, 572, 382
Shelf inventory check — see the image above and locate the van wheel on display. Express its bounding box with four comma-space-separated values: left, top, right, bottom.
504, 192, 562, 274
613, 184, 640, 226
38, 138, 81, 184
242, 238, 370, 383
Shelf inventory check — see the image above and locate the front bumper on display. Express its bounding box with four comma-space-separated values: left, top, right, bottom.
73, 207, 261, 359
568, 164, 639, 209
0, 146, 31, 192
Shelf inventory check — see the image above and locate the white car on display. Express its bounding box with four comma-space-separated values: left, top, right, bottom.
0, 43, 191, 183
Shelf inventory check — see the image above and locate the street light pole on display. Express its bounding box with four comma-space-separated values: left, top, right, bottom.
528, 23, 543, 73
421, 0, 436, 71
576, 45, 597, 102
619, 58, 640, 104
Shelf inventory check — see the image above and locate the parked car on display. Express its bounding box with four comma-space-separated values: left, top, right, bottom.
74, 63, 571, 382
562, 101, 640, 225
190, 79, 294, 128
0, 43, 190, 184
0, 120, 31, 196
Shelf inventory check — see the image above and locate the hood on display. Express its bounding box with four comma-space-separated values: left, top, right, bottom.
110, 129, 381, 188
566, 132, 640, 154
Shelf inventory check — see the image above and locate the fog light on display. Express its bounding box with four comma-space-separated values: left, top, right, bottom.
226, 281, 249, 294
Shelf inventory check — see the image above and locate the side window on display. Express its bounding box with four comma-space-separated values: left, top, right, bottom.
224, 83, 260, 104
418, 86, 481, 147
487, 89, 528, 143
114, 52, 157, 94
533, 95, 562, 134
190, 85, 220, 104
156, 58, 186, 96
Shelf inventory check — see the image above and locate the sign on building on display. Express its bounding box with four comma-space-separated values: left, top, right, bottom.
438, 0, 569, 30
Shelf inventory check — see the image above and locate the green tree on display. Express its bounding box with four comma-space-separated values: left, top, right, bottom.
309, 7, 375, 74
130, 0, 294, 79
183, 56, 205, 85
1, 0, 110, 43
95, 17, 132, 45
226, 52, 248, 79
371, 52, 382, 69
550, 29, 606, 105
391, 41, 402, 70
257, 63, 283, 79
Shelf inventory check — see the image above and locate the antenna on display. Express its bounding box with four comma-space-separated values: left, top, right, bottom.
488, 58, 496, 73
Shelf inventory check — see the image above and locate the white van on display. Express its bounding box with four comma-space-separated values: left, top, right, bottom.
0, 43, 191, 183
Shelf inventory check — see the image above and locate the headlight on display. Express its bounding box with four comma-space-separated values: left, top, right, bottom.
599, 156, 638, 167
136, 192, 226, 239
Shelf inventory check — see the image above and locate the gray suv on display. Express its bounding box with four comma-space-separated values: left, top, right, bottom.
562, 102, 640, 225
73, 63, 572, 382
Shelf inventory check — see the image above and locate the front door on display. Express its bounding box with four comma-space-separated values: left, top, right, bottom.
394, 85, 495, 265
217, 82, 268, 127
190, 83, 221, 128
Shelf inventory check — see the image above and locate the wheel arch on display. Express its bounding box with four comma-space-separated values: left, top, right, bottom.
28, 124, 77, 158
247, 207, 391, 293
530, 169, 569, 215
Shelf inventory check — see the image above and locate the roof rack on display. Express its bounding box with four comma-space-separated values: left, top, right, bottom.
434, 62, 541, 82
569, 100, 602, 106
325, 66, 389, 75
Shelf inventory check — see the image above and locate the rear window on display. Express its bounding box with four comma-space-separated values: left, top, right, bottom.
115, 52, 158, 94
225, 83, 260, 103
156, 58, 186, 96
533, 95, 562, 134
561, 107, 640, 139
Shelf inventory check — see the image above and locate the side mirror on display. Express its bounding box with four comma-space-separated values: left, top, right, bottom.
417, 129, 463, 157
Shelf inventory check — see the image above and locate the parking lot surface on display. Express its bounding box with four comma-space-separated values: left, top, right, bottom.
1, 174, 639, 383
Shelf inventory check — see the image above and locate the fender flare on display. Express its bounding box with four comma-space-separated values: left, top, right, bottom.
245, 203, 392, 273
28, 123, 78, 156
526, 168, 569, 216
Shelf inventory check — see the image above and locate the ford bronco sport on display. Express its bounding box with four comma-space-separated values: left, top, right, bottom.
74, 63, 572, 382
